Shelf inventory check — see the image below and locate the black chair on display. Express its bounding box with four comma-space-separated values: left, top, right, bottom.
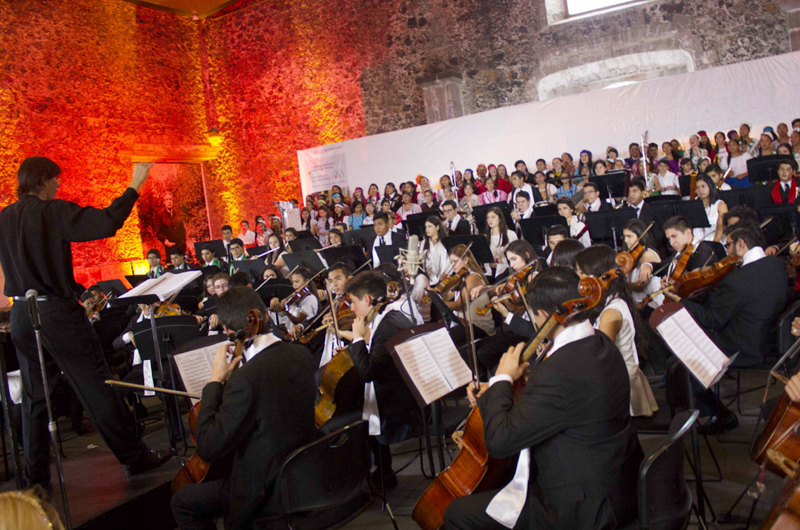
620, 410, 699, 530
268, 420, 398, 530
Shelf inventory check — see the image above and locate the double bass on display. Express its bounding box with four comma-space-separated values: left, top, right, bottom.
411, 275, 607, 530
171, 309, 267, 493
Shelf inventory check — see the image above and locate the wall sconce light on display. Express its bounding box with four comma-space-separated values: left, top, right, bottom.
206, 127, 223, 148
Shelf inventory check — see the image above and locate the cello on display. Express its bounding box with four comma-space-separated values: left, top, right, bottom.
411, 275, 606, 530
171, 308, 267, 493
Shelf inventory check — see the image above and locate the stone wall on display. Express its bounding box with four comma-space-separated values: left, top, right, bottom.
362, 0, 791, 134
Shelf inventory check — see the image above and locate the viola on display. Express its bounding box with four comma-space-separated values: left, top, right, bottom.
171, 309, 267, 493
412, 276, 606, 530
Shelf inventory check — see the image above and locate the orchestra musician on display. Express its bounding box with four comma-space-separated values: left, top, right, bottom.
227, 238, 247, 274
146, 248, 166, 279
545, 225, 568, 265
442, 200, 471, 235
0, 158, 173, 491
344, 271, 418, 489
199, 244, 223, 271
658, 216, 722, 288
483, 206, 518, 282
442, 245, 493, 341
556, 198, 591, 248
269, 267, 319, 339
369, 212, 407, 267
626, 177, 654, 225
578, 181, 612, 214
421, 216, 451, 286
622, 219, 664, 310
171, 286, 319, 530
168, 247, 194, 271
443, 267, 643, 530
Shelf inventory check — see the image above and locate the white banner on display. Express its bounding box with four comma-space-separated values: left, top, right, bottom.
297, 143, 349, 196
298, 51, 800, 204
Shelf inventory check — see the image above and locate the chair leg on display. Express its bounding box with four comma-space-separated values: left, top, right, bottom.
691, 503, 709, 530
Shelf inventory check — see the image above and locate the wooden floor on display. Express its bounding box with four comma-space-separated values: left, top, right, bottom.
0, 369, 791, 529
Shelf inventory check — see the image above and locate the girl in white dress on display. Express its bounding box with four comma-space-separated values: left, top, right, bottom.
692, 174, 727, 243
482, 206, 517, 281
576, 245, 658, 417
622, 219, 663, 309
556, 197, 591, 248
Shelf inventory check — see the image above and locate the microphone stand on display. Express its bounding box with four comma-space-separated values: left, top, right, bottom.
27, 292, 72, 529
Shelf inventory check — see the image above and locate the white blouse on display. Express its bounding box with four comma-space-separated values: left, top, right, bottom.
486, 230, 518, 277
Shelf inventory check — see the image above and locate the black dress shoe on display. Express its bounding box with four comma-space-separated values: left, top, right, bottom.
698, 413, 739, 436
125, 447, 176, 477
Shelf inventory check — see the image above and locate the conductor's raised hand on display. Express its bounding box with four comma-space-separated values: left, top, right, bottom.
130, 162, 154, 193
209, 341, 242, 384
496, 343, 529, 382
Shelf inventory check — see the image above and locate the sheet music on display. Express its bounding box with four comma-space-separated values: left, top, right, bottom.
120, 271, 202, 301
393, 329, 472, 405
425, 328, 474, 390
172, 344, 219, 405
657, 307, 729, 388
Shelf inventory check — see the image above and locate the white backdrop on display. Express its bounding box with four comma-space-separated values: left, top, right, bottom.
298, 51, 800, 202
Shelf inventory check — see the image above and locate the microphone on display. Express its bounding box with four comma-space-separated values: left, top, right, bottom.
26, 289, 41, 330
406, 235, 421, 283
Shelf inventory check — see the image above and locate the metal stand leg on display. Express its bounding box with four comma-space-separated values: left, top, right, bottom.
0, 345, 23, 488
431, 400, 446, 471
686, 370, 706, 525
148, 315, 177, 450
29, 296, 71, 529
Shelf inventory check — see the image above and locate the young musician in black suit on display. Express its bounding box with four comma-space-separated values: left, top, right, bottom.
444, 267, 642, 530
579, 181, 613, 213
442, 200, 471, 235
369, 212, 407, 267
345, 271, 419, 488
171, 286, 319, 529
168, 247, 194, 271
666, 226, 788, 433
627, 177, 654, 225
657, 216, 722, 288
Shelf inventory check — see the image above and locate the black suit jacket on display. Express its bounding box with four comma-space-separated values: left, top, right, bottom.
681, 255, 787, 367
196, 340, 319, 529
636, 201, 654, 226
368, 231, 407, 258
478, 331, 642, 529
348, 309, 420, 443
445, 217, 471, 236
656, 241, 720, 277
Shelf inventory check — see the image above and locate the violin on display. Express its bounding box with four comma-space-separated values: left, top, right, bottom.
412, 276, 606, 530
86, 291, 112, 323
475, 261, 543, 315
433, 268, 468, 295
282, 286, 311, 313
637, 254, 741, 309
298, 297, 354, 345
171, 309, 267, 493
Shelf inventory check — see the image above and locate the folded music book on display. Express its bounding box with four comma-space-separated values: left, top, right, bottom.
172, 342, 224, 405
119, 271, 202, 304
390, 327, 473, 407
651, 303, 739, 389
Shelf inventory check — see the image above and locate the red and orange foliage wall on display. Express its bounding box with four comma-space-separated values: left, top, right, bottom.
0, 0, 390, 288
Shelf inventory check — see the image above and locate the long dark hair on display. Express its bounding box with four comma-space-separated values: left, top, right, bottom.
290, 267, 319, 304
422, 216, 447, 253
266, 234, 286, 266
483, 206, 511, 247
622, 218, 659, 261
697, 174, 720, 205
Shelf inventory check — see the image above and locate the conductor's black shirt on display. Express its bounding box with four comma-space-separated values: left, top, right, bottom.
0, 188, 139, 298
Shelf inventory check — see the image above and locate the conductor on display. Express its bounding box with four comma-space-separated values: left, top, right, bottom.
0, 157, 175, 491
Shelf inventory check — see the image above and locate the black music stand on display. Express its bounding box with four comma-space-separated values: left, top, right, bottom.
675, 200, 711, 231
124, 275, 149, 288
441, 235, 494, 265
741, 185, 775, 211
644, 194, 682, 205
193, 239, 228, 263
344, 226, 376, 248
518, 216, 567, 252
403, 212, 432, 239
132, 316, 202, 366
246, 245, 270, 258
97, 279, 128, 297
295, 230, 314, 240
678, 176, 694, 198
255, 282, 294, 318
375, 245, 404, 267
584, 209, 637, 251
283, 250, 326, 276
533, 203, 559, 218
319, 245, 367, 271
650, 201, 684, 233
718, 189, 744, 208
199, 265, 221, 278
289, 238, 323, 253
471, 202, 513, 231
748, 155, 790, 184
759, 204, 798, 246
230, 259, 266, 284
590, 169, 629, 201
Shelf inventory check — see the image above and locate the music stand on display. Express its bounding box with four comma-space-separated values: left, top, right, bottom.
471, 202, 513, 231
759, 204, 798, 246
295, 230, 313, 240
283, 250, 326, 276
124, 275, 149, 288
650, 202, 682, 233
230, 259, 266, 284
590, 170, 629, 201
199, 265, 221, 278
96, 279, 128, 297
678, 176, 694, 198
644, 194, 682, 205
132, 316, 202, 366
343, 226, 377, 248
319, 245, 367, 271
441, 235, 494, 265
718, 189, 744, 208
584, 209, 637, 251
747, 155, 790, 184
518, 216, 568, 251
403, 212, 432, 239
255, 282, 294, 323
193, 239, 227, 263
375, 246, 403, 267
289, 238, 323, 253
246, 245, 270, 258
530, 204, 556, 218
675, 200, 711, 230
741, 185, 775, 211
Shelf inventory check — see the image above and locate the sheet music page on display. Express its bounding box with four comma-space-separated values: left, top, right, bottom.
393, 335, 450, 405
120, 271, 202, 301
173, 344, 219, 405
657, 307, 729, 388
425, 328, 474, 391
